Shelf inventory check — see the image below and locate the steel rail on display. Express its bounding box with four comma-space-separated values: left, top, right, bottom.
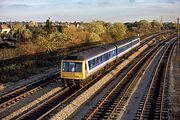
160, 40, 176, 120
85, 39, 165, 120
138, 39, 176, 120
12, 32, 166, 119
0, 72, 59, 110
107, 42, 164, 119
19, 33, 166, 120
17, 72, 108, 120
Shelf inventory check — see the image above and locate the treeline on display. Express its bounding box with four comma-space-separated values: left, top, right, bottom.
0, 19, 177, 54
0, 19, 176, 82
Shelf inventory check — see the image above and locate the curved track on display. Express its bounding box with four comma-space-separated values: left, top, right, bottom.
3, 32, 169, 119
83, 41, 164, 119
135, 39, 176, 120
83, 37, 176, 120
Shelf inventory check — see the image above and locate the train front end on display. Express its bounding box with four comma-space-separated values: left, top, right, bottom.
61, 56, 86, 87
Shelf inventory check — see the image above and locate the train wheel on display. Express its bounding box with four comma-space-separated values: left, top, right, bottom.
75, 80, 83, 88
67, 82, 73, 88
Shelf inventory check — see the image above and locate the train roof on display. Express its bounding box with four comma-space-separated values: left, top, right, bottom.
64, 44, 116, 60
112, 36, 139, 47
64, 36, 140, 61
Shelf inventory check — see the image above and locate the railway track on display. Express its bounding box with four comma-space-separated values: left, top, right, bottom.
15, 61, 121, 119
15, 52, 126, 119
135, 39, 177, 120
0, 72, 59, 110
15, 77, 103, 120
13, 33, 170, 120
0, 33, 168, 119
83, 38, 174, 119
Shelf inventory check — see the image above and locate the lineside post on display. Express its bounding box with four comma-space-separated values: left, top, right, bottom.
177, 18, 179, 44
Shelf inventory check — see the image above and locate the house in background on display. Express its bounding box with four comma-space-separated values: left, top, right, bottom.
0, 24, 11, 33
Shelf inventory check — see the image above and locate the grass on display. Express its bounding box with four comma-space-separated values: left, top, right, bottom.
0, 40, 105, 83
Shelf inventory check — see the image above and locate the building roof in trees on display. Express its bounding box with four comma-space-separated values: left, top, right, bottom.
0, 24, 10, 29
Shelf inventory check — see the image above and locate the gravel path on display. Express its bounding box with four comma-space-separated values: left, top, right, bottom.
169, 44, 180, 120
1, 81, 63, 120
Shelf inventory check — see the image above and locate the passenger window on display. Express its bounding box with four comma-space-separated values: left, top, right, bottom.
109, 52, 111, 58
103, 54, 105, 61
107, 53, 109, 58
113, 50, 116, 56
105, 53, 108, 60
109, 52, 112, 58
99, 56, 102, 62
93, 59, 95, 65
88, 60, 92, 69
95, 58, 98, 65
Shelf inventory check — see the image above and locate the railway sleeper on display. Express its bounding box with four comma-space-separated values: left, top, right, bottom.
154, 116, 160, 119
139, 102, 145, 105
143, 114, 150, 118
1, 105, 7, 108
144, 109, 151, 113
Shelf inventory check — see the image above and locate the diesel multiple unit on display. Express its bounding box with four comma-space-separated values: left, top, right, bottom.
61, 36, 140, 87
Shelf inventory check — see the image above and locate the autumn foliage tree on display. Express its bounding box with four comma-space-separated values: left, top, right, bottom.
11, 24, 32, 42
151, 20, 163, 32
107, 22, 127, 40
135, 20, 152, 35
37, 32, 71, 52
63, 25, 78, 42
45, 18, 55, 33
6, 19, 170, 54
88, 21, 105, 35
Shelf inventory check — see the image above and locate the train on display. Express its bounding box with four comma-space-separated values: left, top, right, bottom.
61, 36, 140, 87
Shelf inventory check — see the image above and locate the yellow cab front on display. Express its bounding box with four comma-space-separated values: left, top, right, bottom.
61, 60, 85, 80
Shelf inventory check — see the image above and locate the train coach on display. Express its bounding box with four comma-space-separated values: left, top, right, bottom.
61, 36, 140, 87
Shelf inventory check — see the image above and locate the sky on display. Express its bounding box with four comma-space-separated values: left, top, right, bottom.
0, 0, 180, 22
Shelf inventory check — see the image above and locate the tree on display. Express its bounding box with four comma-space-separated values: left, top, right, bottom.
28, 21, 38, 27
45, 18, 54, 33
22, 29, 32, 40
57, 25, 64, 33
163, 22, 176, 30
78, 31, 90, 43
135, 20, 152, 35
107, 23, 127, 40
32, 27, 46, 40
88, 33, 101, 42
11, 23, 32, 42
64, 25, 78, 41
125, 22, 137, 32
151, 20, 163, 32
88, 21, 105, 35
37, 32, 71, 52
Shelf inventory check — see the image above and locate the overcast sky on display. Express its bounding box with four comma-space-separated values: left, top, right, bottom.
0, 0, 180, 22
